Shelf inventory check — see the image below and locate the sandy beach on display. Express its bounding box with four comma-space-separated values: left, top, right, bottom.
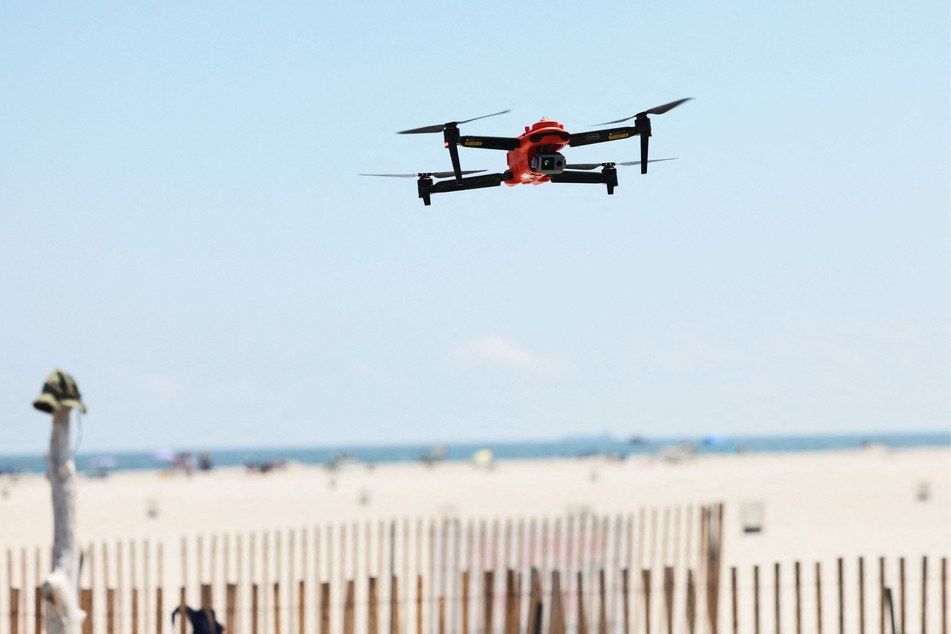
1, 445, 947, 634
2, 446, 947, 566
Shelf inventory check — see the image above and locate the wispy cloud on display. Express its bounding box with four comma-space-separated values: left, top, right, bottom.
450, 335, 570, 378
141, 374, 182, 395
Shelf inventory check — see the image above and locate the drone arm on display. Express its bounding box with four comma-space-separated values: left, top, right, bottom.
549, 167, 619, 195
428, 172, 511, 194
567, 126, 640, 148
457, 136, 521, 151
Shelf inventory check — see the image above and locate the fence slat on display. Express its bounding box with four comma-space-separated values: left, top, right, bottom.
11, 588, 20, 634
663, 568, 673, 634
731, 568, 737, 634
319, 584, 329, 634
343, 581, 354, 634
775, 563, 781, 634
81, 589, 92, 634
642, 570, 651, 634
108, 588, 116, 634
34, 586, 42, 634
368, 578, 378, 634
226, 584, 236, 634
754, 566, 760, 634
549, 571, 565, 634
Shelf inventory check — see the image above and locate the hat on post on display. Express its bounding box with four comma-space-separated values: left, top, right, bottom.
33, 369, 87, 414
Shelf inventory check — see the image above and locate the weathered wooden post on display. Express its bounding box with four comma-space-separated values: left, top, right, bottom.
35, 370, 88, 634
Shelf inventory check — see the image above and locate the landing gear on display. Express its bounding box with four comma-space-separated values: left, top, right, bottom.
602, 165, 618, 195
416, 176, 433, 206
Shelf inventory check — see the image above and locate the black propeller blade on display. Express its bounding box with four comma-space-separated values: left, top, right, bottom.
397, 110, 510, 184
360, 170, 487, 179
593, 98, 692, 126
397, 110, 511, 135
564, 158, 678, 171
592, 98, 690, 175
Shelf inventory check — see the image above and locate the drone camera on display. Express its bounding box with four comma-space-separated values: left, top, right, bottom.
531, 153, 566, 175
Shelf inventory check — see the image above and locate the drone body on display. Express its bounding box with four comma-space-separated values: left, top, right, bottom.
362, 99, 691, 205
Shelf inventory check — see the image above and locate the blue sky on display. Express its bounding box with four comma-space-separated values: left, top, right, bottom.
1, 1, 948, 453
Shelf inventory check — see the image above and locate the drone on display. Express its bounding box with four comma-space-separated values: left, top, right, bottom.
361, 98, 691, 206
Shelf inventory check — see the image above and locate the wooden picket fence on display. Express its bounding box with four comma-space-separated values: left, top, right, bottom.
1, 505, 947, 634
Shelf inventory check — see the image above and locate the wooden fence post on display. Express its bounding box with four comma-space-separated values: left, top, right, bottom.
416, 575, 423, 634
880, 558, 886, 634
156, 543, 163, 634
319, 584, 330, 634
439, 596, 446, 634
642, 570, 652, 634
11, 588, 21, 634
575, 572, 587, 634
179, 588, 186, 634
226, 584, 236, 634
775, 563, 781, 634
795, 562, 801, 634
81, 589, 93, 634
838, 558, 844, 634
132, 586, 139, 634
550, 571, 566, 634
663, 568, 674, 634
754, 566, 760, 634
505, 570, 515, 634
251, 584, 259, 634
343, 581, 355, 634
391, 576, 400, 634
922, 558, 928, 634
816, 564, 823, 634
686, 570, 696, 634
901, 558, 906, 634
483, 571, 494, 634
299, 581, 305, 634
730, 568, 737, 634
108, 589, 116, 634
601, 569, 610, 634
200, 585, 214, 634
369, 577, 379, 634
941, 558, 947, 634
461, 572, 469, 634
35, 584, 43, 634
274, 582, 282, 634
527, 569, 542, 634
622, 569, 630, 634
859, 558, 865, 634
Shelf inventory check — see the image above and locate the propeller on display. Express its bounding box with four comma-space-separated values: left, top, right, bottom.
397, 110, 511, 135
593, 98, 691, 174
565, 158, 678, 171
397, 111, 510, 183
593, 98, 692, 126
360, 170, 487, 179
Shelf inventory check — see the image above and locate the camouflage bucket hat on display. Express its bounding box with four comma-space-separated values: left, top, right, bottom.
33, 369, 87, 414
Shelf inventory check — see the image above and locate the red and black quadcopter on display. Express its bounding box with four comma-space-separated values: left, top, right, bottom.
361, 98, 691, 205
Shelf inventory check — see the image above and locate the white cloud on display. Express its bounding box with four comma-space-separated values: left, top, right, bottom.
450, 335, 570, 378
142, 374, 182, 395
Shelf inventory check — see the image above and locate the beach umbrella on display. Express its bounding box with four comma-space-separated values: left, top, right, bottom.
471, 448, 494, 467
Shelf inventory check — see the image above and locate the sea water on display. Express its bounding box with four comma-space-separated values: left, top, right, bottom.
0, 431, 947, 476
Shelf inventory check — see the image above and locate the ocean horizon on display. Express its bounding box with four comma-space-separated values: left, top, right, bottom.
0, 430, 947, 476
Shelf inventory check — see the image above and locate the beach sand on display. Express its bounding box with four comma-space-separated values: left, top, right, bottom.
2, 446, 947, 567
